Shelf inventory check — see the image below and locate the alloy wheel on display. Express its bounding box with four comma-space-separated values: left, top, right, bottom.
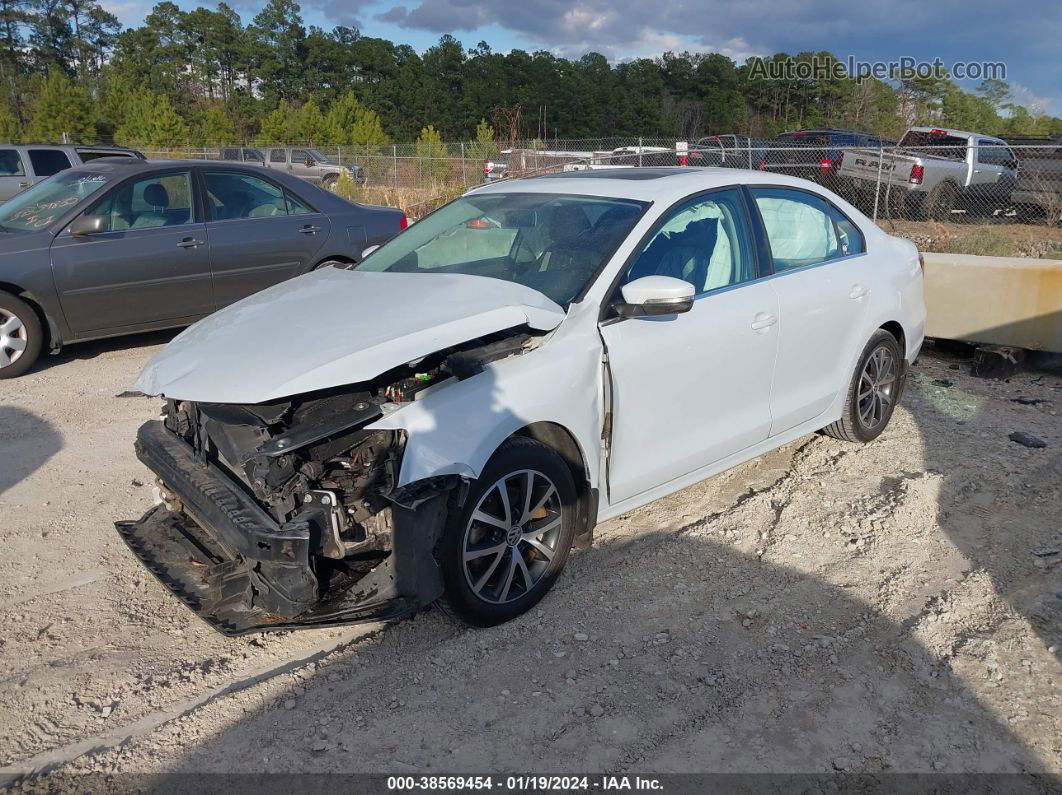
0, 309, 28, 370
462, 469, 563, 605
857, 345, 896, 430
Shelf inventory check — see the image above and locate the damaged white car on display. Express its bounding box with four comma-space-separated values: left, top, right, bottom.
119, 167, 926, 634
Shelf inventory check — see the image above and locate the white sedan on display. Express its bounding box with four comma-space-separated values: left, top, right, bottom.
122, 167, 925, 634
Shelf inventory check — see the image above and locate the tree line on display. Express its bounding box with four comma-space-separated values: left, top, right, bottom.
0, 0, 1058, 148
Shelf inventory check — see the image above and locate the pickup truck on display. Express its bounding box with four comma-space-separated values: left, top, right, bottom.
836, 127, 1018, 220
688, 135, 769, 169
220, 146, 366, 189
1007, 136, 1061, 224
0, 144, 144, 202
762, 129, 893, 195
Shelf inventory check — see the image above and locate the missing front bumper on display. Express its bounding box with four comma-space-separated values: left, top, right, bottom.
116, 421, 448, 635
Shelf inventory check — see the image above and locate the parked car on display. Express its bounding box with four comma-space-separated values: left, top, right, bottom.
836, 127, 1018, 220
0, 159, 405, 378
249, 146, 366, 189
219, 146, 266, 164
763, 129, 893, 193
0, 144, 144, 202
1006, 136, 1062, 224
119, 166, 925, 635
688, 135, 769, 169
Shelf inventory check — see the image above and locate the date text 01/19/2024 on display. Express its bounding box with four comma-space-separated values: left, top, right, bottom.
386, 775, 665, 791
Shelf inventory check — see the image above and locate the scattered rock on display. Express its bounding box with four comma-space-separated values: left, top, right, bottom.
933, 379, 954, 388
573, 632, 588, 642
1009, 432, 1046, 449
1012, 397, 1043, 406
588, 704, 605, 717
284, 700, 296, 710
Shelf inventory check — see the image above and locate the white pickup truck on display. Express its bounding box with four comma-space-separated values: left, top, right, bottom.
836, 127, 1018, 220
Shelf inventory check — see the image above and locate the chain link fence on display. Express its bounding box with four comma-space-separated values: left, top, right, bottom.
140, 138, 1061, 258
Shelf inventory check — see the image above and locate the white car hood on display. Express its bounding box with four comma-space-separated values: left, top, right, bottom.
135, 268, 566, 403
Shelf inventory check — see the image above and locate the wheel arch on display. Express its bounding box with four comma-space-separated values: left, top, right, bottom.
311, 254, 355, 270
0, 281, 59, 351
506, 421, 598, 546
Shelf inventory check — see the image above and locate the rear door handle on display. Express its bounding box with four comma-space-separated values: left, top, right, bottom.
751, 312, 777, 331
177, 238, 204, 248
299, 225, 321, 234
17, 181, 30, 188
849, 284, 868, 299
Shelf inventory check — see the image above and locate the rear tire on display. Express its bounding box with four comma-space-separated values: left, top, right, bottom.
925, 181, 957, 221
0, 291, 43, 379
437, 436, 577, 627
822, 330, 903, 443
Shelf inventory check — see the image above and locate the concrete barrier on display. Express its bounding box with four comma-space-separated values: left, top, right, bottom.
923, 252, 1062, 353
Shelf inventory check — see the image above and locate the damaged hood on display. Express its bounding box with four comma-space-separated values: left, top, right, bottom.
136, 268, 565, 403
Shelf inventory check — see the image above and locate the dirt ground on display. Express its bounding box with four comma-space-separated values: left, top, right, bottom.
0, 332, 1059, 788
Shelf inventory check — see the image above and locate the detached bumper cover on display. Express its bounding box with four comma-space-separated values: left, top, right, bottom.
117, 421, 446, 635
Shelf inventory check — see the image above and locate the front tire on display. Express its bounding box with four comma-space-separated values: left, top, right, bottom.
823, 330, 903, 443
0, 291, 43, 379
437, 436, 577, 626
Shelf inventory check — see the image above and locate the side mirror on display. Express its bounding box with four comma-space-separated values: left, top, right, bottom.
360, 244, 380, 260
69, 214, 110, 236
613, 275, 695, 318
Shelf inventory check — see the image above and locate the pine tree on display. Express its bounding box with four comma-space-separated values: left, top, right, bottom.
416, 124, 449, 183
322, 91, 361, 145
150, 93, 189, 144
199, 104, 237, 144
0, 101, 19, 141
256, 100, 294, 143
27, 71, 95, 143
293, 98, 325, 143
467, 119, 496, 162
350, 108, 389, 149
114, 89, 157, 144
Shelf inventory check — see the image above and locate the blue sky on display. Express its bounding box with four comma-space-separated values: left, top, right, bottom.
105, 0, 1062, 115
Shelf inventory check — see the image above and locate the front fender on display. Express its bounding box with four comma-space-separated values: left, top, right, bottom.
367, 335, 604, 489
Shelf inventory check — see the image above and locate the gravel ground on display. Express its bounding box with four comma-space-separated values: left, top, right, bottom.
0, 333, 1059, 788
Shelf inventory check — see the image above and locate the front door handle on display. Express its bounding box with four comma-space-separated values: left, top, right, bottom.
751, 312, 777, 332
18, 181, 30, 188
177, 237, 204, 248
849, 284, 868, 300
299, 225, 321, 234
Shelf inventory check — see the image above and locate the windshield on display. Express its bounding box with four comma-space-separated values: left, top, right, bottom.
355, 192, 648, 307
0, 171, 112, 232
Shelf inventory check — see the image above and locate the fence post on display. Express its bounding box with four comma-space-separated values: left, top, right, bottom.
461, 142, 466, 184
871, 141, 884, 222
393, 145, 398, 191
638, 136, 643, 167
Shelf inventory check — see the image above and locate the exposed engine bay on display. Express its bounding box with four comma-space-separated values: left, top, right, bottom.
116, 327, 539, 635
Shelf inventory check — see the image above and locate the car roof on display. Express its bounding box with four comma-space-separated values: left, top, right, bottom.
468, 167, 838, 202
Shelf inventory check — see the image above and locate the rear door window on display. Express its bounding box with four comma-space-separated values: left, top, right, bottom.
270, 149, 287, 164
202, 171, 312, 219
751, 187, 840, 271
0, 148, 25, 176
28, 149, 73, 177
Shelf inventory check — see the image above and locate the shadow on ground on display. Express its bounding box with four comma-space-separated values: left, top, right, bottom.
0, 406, 62, 496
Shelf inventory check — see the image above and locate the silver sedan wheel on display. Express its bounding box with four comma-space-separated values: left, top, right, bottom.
0, 309, 28, 370
857, 345, 896, 430
462, 469, 563, 605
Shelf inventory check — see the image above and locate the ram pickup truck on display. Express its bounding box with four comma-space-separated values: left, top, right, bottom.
1007, 136, 1062, 224
836, 127, 1018, 220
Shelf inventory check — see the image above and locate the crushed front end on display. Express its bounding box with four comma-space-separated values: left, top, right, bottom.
117, 333, 531, 635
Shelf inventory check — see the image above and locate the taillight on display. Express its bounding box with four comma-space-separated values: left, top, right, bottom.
909, 164, 924, 184
758, 159, 766, 170
399, 214, 408, 231
819, 156, 841, 175
484, 161, 492, 175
